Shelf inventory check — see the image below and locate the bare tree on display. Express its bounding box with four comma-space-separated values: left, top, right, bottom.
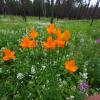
90, 0, 100, 25
42, 0, 46, 17
20, 0, 26, 21
51, 0, 54, 23
0, 0, 7, 16
86, 0, 91, 18
55, 0, 61, 19
0, 0, 100, 20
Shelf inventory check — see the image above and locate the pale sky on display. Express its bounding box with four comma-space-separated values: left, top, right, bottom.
84, 0, 98, 6
31, 0, 99, 6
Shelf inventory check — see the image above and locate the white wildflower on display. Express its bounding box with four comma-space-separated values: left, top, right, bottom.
17, 73, 24, 80
84, 68, 87, 71
70, 96, 75, 99
31, 65, 35, 74
66, 96, 75, 100
42, 65, 46, 70
66, 97, 70, 100
82, 73, 88, 79
79, 72, 88, 79
85, 92, 89, 97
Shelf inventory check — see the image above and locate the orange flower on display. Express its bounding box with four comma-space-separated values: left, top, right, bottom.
55, 28, 62, 38
3, 49, 16, 61
43, 37, 55, 49
20, 37, 29, 48
47, 23, 56, 34
30, 29, 38, 38
20, 37, 37, 48
28, 40, 37, 48
62, 30, 71, 42
65, 60, 78, 74
55, 38, 65, 48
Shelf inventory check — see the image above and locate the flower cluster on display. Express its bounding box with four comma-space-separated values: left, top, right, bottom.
3, 49, 16, 61
43, 24, 71, 49
2, 24, 78, 75
1, 23, 81, 100
20, 29, 38, 49
20, 37, 37, 49
65, 60, 78, 74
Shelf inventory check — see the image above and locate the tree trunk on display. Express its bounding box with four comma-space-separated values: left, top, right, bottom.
90, 0, 100, 26
39, 0, 41, 20
20, 0, 27, 22
50, 0, 54, 23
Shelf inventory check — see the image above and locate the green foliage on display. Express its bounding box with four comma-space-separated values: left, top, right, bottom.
0, 16, 100, 99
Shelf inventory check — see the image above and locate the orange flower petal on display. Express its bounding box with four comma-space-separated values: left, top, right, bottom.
3, 49, 16, 61
30, 30, 38, 38
3, 49, 11, 55
55, 39, 65, 48
55, 28, 62, 38
47, 24, 56, 34
43, 37, 55, 49
65, 60, 78, 74
3, 56, 10, 61
62, 31, 71, 42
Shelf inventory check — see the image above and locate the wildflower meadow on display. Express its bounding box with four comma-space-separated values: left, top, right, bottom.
0, 16, 100, 100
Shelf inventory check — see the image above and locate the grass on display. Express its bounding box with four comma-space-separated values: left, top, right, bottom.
0, 15, 100, 100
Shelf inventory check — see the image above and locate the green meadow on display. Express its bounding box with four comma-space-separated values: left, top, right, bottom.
0, 16, 100, 100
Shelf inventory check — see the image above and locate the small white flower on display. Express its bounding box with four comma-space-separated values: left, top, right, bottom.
79, 72, 88, 79
85, 92, 89, 97
70, 96, 74, 99
96, 88, 100, 91
42, 65, 46, 70
66, 97, 70, 100
17, 73, 24, 80
1, 47, 6, 50
82, 73, 88, 79
66, 54, 69, 57
84, 68, 87, 71
31, 65, 35, 74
